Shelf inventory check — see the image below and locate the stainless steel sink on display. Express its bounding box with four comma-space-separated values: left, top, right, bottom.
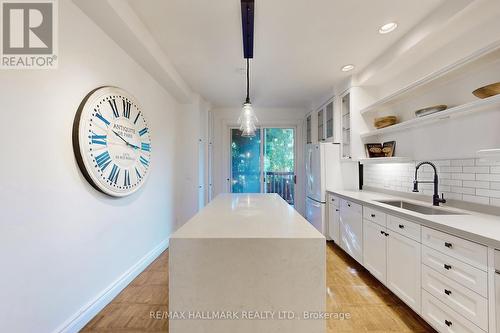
376, 200, 467, 215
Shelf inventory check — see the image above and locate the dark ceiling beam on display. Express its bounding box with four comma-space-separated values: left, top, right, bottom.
241, 0, 254, 59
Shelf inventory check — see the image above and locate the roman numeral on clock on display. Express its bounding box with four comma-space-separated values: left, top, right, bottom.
122, 100, 131, 118
140, 156, 149, 167
95, 151, 111, 171
139, 128, 148, 136
124, 170, 131, 186
108, 164, 120, 184
109, 99, 120, 118
95, 111, 110, 126
135, 167, 142, 179
141, 142, 151, 152
91, 132, 107, 145
133, 111, 141, 125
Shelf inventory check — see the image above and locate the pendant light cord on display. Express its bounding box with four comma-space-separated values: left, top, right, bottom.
246, 58, 250, 104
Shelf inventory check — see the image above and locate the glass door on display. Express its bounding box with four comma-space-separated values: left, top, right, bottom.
230, 127, 296, 205
230, 128, 262, 193
264, 128, 295, 205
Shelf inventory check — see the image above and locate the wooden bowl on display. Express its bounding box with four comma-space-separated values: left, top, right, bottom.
374, 116, 397, 129
473, 82, 500, 99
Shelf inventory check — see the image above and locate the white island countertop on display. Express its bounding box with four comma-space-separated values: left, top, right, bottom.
172, 193, 324, 239
327, 189, 500, 248
169, 193, 326, 333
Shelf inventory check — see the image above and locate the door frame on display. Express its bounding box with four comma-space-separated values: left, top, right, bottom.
223, 120, 305, 213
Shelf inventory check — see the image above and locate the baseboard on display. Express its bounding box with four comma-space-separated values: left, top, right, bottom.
54, 239, 169, 333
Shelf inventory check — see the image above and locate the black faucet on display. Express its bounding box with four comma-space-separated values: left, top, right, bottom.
413, 161, 446, 206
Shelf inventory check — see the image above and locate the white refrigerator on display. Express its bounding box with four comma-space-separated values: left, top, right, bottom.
305, 143, 358, 236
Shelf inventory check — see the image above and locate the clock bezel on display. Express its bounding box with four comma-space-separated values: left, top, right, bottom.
72, 86, 151, 197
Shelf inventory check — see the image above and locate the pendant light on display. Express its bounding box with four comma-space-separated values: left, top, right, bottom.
238, 58, 258, 136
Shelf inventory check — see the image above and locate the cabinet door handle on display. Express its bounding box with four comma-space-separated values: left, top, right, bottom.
371, 214, 375, 218
444, 242, 453, 248
444, 264, 452, 270
444, 289, 452, 296
398, 224, 405, 229
445, 320, 452, 327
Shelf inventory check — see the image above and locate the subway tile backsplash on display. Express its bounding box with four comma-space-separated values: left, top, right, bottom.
363, 158, 500, 207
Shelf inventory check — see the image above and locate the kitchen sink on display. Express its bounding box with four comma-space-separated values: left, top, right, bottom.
376, 200, 467, 215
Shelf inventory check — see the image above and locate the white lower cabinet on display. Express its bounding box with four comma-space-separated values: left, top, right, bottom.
363, 219, 387, 283
387, 230, 422, 314
422, 265, 488, 331
422, 290, 485, 333
328, 197, 340, 243
330, 196, 493, 333
339, 199, 363, 264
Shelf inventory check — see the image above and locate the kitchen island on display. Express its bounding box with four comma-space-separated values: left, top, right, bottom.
169, 193, 326, 333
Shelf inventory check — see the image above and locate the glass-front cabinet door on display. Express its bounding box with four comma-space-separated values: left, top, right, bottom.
341, 92, 351, 159
306, 115, 312, 144
317, 108, 324, 142
325, 100, 334, 141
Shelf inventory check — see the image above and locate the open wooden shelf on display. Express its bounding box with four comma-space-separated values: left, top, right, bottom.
358, 157, 412, 164
360, 94, 500, 139
359, 41, 500, 115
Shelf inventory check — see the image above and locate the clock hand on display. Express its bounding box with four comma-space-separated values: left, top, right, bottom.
112, 130, 137, 149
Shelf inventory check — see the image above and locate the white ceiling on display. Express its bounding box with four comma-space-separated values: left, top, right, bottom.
128, 0, 446, 108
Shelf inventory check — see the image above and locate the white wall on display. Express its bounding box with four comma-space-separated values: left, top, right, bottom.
0, 1, 200, 332
210, 107, 307, 214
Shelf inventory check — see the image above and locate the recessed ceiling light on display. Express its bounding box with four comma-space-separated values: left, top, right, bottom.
379, 22, 398, 34
341, 64, 355, 72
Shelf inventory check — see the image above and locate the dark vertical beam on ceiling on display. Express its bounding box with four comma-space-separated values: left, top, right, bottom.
241, 0, 254, 59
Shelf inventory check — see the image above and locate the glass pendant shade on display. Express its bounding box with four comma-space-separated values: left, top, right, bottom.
238, 102, 258, 137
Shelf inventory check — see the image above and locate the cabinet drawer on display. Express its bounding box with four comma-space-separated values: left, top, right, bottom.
422, 265, 488, 330
328, 194, 340, 208
422, 290, 485, 333
422, 246, 488, 297
340, 199, 362, 214
387, 215, 421, 242
422, 226, 487, 271
363, 206, 386, 227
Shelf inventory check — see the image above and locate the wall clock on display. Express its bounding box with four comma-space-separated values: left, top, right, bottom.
73, 86, 152, 197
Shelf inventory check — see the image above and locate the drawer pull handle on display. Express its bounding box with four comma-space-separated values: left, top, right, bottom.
398, 224, 405, 229
444, 264, 452, 270
444, 242, 453, 248
371, 214, 376, 218
445, 320, 452, 327
444, 289, 452, 296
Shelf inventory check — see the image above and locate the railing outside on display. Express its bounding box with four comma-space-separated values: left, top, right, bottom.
265, 171, 295, 205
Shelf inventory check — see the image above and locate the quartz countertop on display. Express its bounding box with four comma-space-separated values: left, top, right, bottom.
171, 193, 324, 239
327, 189, 500, 249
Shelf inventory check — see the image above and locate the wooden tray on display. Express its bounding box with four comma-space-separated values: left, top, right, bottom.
473, 82, 500, 99
374, 116, 397, 129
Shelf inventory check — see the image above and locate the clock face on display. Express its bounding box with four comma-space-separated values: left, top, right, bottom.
73, 87, 151, 197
